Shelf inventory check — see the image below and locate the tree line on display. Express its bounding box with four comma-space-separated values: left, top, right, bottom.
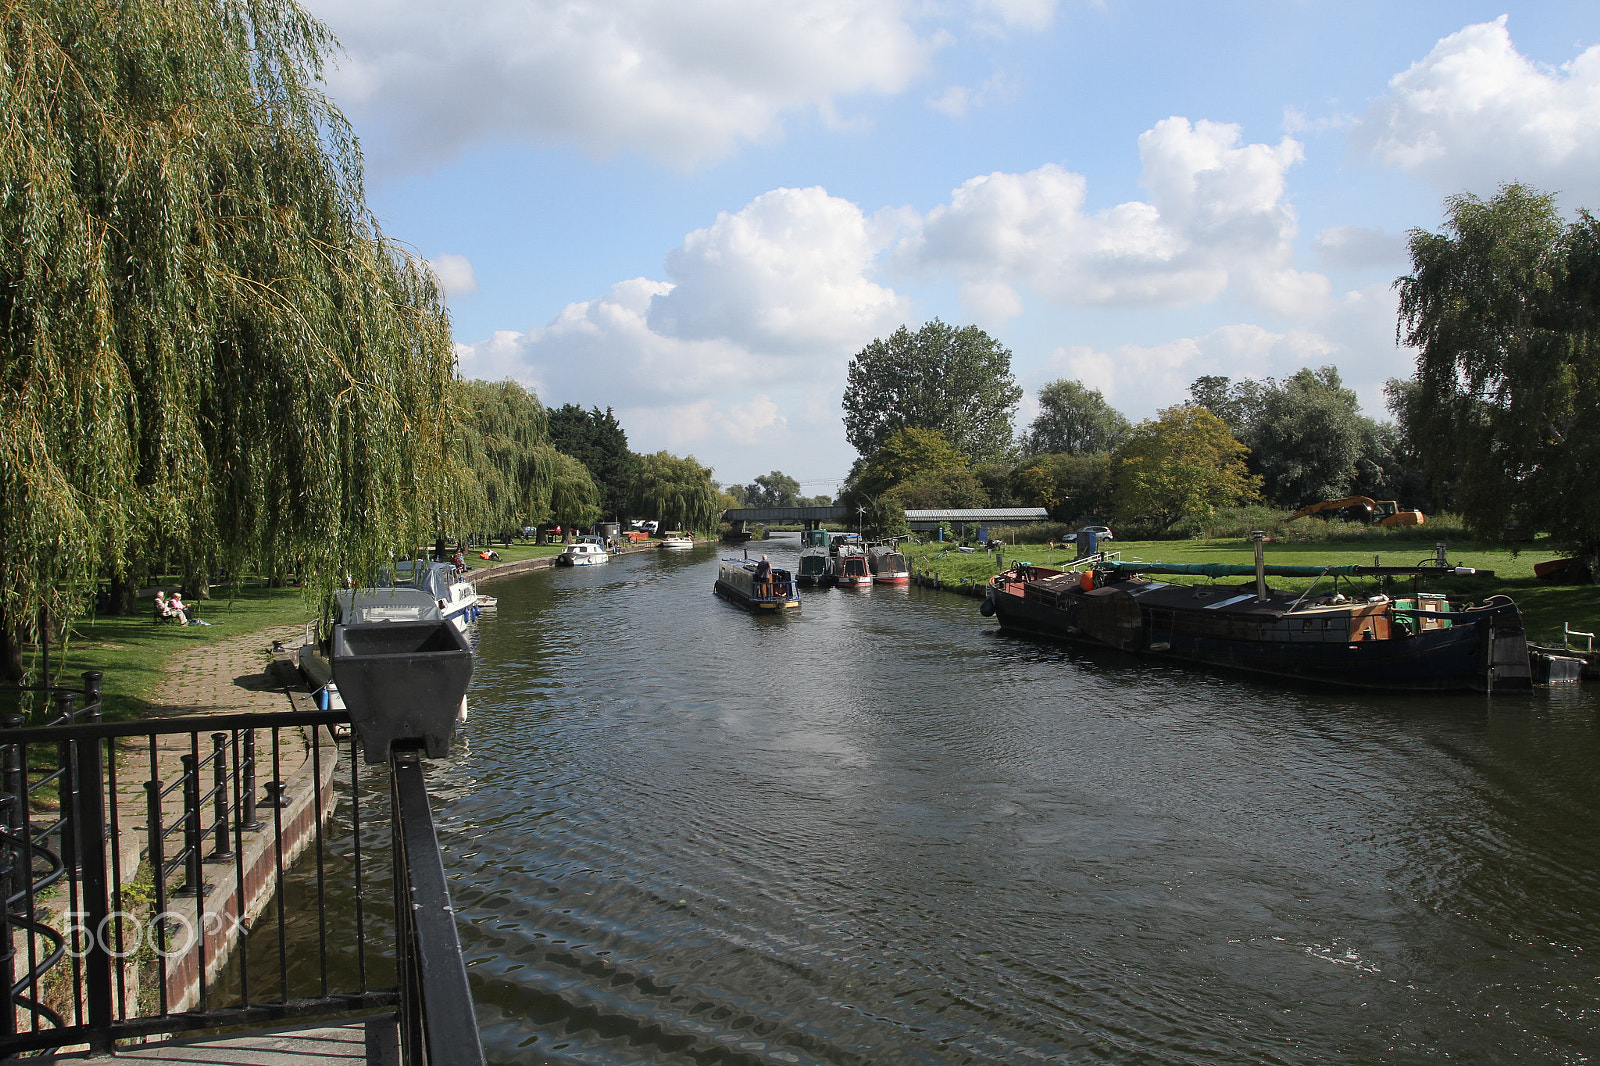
837, 185, 1599, 579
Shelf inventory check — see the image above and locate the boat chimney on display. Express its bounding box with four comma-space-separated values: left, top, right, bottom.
1252, 531, 1267, 602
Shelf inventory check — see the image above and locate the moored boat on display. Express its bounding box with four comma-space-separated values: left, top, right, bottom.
868, 545, 910, 584
659, 531, 696, 550
557, 540, 610, 566
834, 547, 872, 588
797, 545, 833, 587
983, 556, 1532, 692
715, 558, 801, 612
381, 558, 484, 630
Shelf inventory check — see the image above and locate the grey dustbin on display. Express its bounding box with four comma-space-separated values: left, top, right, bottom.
332, 620, 474, 763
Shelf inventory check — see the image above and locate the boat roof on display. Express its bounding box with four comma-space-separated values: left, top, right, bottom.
334, 587, 444, 624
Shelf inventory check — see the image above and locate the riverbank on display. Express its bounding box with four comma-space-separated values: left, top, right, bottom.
905, 536, 1600, 647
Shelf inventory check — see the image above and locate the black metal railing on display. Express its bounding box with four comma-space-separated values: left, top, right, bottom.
0, 676, 484, 1064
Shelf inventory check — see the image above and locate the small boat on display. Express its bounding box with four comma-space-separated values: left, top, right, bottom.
834, 547, 872, 588
983, 556, 1532, 693
659, 531, 695, 550
868, 545, 910, 585
714, 559, 801, 612
557, 541, 610, 566
382, 558, 484, 630
797, 545, 833, 587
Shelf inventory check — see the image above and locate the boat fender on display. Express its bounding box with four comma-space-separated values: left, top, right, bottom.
980, 596, 996, 617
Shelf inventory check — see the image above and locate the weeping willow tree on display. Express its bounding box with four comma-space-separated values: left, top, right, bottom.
1395, 184, 1600, 575
454, 380, 559, 535
1, 0, 459, 679
630, 452, 722, 533
548, 453, 602, 530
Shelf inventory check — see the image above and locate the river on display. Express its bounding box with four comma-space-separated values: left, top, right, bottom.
427, 537, 1599, 1064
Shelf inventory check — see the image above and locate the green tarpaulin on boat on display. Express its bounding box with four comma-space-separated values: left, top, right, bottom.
1095, 561, 1363, 578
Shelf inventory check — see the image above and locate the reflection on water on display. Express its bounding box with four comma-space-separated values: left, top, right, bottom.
382, 540, 1600, 1063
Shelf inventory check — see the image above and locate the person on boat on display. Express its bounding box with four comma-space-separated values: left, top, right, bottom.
754, 555, 772, 593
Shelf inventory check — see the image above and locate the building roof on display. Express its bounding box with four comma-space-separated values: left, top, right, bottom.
903, 508, 1050, 522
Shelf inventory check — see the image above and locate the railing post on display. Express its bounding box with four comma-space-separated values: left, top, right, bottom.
208, 733, 234, 862
0, 725, 18, 1040
240, 730, 263, 831
176, 755, 206, 898
73, 722, 115, 1052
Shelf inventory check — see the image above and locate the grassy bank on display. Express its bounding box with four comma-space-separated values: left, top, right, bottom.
906, 536, 1600, 646
14, 583, 319, 723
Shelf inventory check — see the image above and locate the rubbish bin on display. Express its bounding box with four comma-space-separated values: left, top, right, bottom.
333, 620, 474, 763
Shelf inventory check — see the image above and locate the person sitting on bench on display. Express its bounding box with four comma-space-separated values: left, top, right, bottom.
165, 591, 190, 626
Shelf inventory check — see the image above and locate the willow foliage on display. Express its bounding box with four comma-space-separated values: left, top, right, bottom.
454, 380, 558, 533
1, 0, 458, 674
631, 452, 721, 533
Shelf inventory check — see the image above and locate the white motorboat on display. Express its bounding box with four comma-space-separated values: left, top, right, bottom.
659, 531, 695, 550
557, 541, 610, 566
403, 559, 485, 629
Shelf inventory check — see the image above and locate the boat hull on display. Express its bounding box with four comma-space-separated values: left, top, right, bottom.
986, 577, 1530, 693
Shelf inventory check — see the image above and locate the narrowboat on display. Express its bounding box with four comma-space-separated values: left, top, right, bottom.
868, 545, 910, 584
834, 547, 873, 588
797, 545, 834, 587
715, 559, 802, 612
982, 556, 1533, 693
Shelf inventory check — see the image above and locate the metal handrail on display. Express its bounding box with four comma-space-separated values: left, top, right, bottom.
0, 690, 483, 1062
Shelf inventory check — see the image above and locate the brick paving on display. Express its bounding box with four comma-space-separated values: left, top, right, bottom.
148, 625, 309, 718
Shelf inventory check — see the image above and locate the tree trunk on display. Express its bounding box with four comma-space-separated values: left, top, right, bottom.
0, 611, 24, 683
105, 572, 138, 616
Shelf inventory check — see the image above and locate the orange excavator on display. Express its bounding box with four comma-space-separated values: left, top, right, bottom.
1286, 497, 1425, 526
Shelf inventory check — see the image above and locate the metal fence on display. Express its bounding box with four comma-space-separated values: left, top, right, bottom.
0, 675, 483, 1063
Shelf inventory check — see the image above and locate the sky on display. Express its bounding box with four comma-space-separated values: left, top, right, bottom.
300, 0, 1600, 496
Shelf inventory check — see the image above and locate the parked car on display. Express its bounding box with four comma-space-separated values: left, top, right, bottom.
1062, 525, 1114, 543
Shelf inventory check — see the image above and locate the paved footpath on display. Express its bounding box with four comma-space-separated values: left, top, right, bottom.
149, 624, 309, 717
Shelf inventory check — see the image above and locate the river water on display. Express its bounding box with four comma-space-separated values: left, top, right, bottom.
427, 538, 1599, 1064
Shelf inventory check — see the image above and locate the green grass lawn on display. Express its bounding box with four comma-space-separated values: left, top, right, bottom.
16, 583, 320, 723
906, 536, 1600, 646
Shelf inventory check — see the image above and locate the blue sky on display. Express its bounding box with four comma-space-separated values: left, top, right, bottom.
302, 0, 1600, 495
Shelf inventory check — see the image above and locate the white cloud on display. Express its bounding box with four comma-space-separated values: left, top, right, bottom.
649, 187, 908, 352
893, 117, 1326, 316
1357, 16, 1600, 202
427, 253, 478, 298
454, 188, 906, 447
309, 0, 933, 170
